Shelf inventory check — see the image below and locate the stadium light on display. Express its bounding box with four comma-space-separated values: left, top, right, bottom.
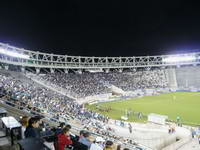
163, 55, 196, 63
0, 48, 29, 59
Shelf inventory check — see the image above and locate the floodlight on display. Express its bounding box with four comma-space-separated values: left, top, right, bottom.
0, 48, 29, 59
163, 55, 196, 63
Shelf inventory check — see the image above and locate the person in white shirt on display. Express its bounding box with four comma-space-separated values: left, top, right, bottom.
90, 137, 105, 150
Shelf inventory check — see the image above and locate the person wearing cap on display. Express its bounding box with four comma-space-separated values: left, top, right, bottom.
90, 137, 105, 150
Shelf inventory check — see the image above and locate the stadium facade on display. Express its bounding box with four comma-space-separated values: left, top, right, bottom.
0, 42, 200, 71
1, 42, 200, 90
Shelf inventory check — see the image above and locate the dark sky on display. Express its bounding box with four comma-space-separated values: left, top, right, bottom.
0, 1, 200, 57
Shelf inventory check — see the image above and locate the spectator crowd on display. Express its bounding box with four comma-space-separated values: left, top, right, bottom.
0, 69, 168, 149
0, 71, 143, 149
19, 115, 130, 150
37, 69, 167, 98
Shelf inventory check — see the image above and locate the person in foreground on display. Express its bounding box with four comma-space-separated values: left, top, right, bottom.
24, 117, 40, 138
57, 127, 73, 150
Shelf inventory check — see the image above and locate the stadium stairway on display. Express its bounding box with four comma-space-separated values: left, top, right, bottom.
25, 73, 77, 100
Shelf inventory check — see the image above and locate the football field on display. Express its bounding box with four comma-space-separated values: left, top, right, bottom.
87, 92, 200, 125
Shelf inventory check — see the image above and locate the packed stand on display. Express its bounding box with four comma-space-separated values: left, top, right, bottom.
39, 72, 109, 98
37, 69, 168, 98
0, 71, 140, 149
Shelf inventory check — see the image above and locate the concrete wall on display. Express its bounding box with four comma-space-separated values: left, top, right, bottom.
176, 66, 200, 88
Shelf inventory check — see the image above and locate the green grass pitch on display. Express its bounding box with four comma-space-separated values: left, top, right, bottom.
86, 92, 200, 125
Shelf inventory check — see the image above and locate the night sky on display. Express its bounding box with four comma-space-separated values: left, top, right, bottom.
0, 1, 200, 57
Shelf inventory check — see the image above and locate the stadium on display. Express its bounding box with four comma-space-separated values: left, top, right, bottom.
0, 42, 200, 150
